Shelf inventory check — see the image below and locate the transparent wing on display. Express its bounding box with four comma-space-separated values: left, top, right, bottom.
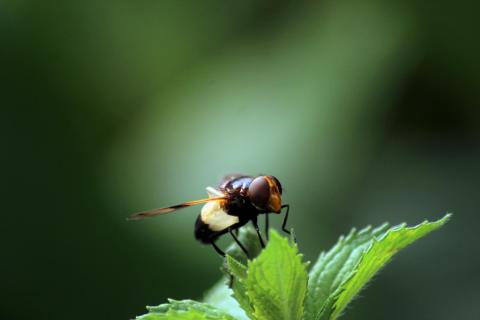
206, 186, 224, 198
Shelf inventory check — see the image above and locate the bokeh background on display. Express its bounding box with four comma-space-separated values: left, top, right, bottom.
2, 0, 480, 319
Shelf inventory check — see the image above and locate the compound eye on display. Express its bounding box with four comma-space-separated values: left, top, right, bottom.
249, 176, 270, 210
271, 176, 283, 194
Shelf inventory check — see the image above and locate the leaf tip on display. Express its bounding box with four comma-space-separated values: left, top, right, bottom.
442, 212, 453, 221
269, 227, 281, 238
424, 213, 452, 227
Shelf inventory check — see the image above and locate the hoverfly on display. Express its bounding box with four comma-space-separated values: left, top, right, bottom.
129, 174, 291, 257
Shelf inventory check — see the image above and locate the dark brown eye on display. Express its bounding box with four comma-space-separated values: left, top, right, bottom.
249, 176, 270, 210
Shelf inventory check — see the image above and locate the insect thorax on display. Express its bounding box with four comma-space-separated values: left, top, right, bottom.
223, 193, 258, 220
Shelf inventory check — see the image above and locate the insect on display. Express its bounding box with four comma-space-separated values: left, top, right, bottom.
128, 174, 291, 258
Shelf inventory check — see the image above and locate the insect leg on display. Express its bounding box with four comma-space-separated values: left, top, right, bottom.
281, 204, 291, 235
251, 217, 265, 248
210, 241, 225, 258
229, 228, 249, 258
265, 213, 269, 241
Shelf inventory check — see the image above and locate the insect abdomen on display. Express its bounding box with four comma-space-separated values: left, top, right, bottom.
194, 215, 223, 244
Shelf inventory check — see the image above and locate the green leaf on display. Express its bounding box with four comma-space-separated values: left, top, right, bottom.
136, 299, 237, 320
304, 214, 451, 320
203, 226, 265, 320
135, 216, 450, 320
227, 255, 248, 280
203, 279, 249, 320
224, 226, 264, 266
244, 230, 308, 320
330, 214, 451, 319
305, 223, 390, 320
225, 255, 255, 319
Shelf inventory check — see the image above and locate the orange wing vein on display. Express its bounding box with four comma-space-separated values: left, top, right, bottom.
128, 196, 225, 220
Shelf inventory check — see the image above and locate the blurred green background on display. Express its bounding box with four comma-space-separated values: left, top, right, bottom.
2, 0, 480, 319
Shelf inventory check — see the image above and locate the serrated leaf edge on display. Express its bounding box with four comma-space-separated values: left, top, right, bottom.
307, 223, 390, 320
245, 231, 309, 320
329, 214, 452, 319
